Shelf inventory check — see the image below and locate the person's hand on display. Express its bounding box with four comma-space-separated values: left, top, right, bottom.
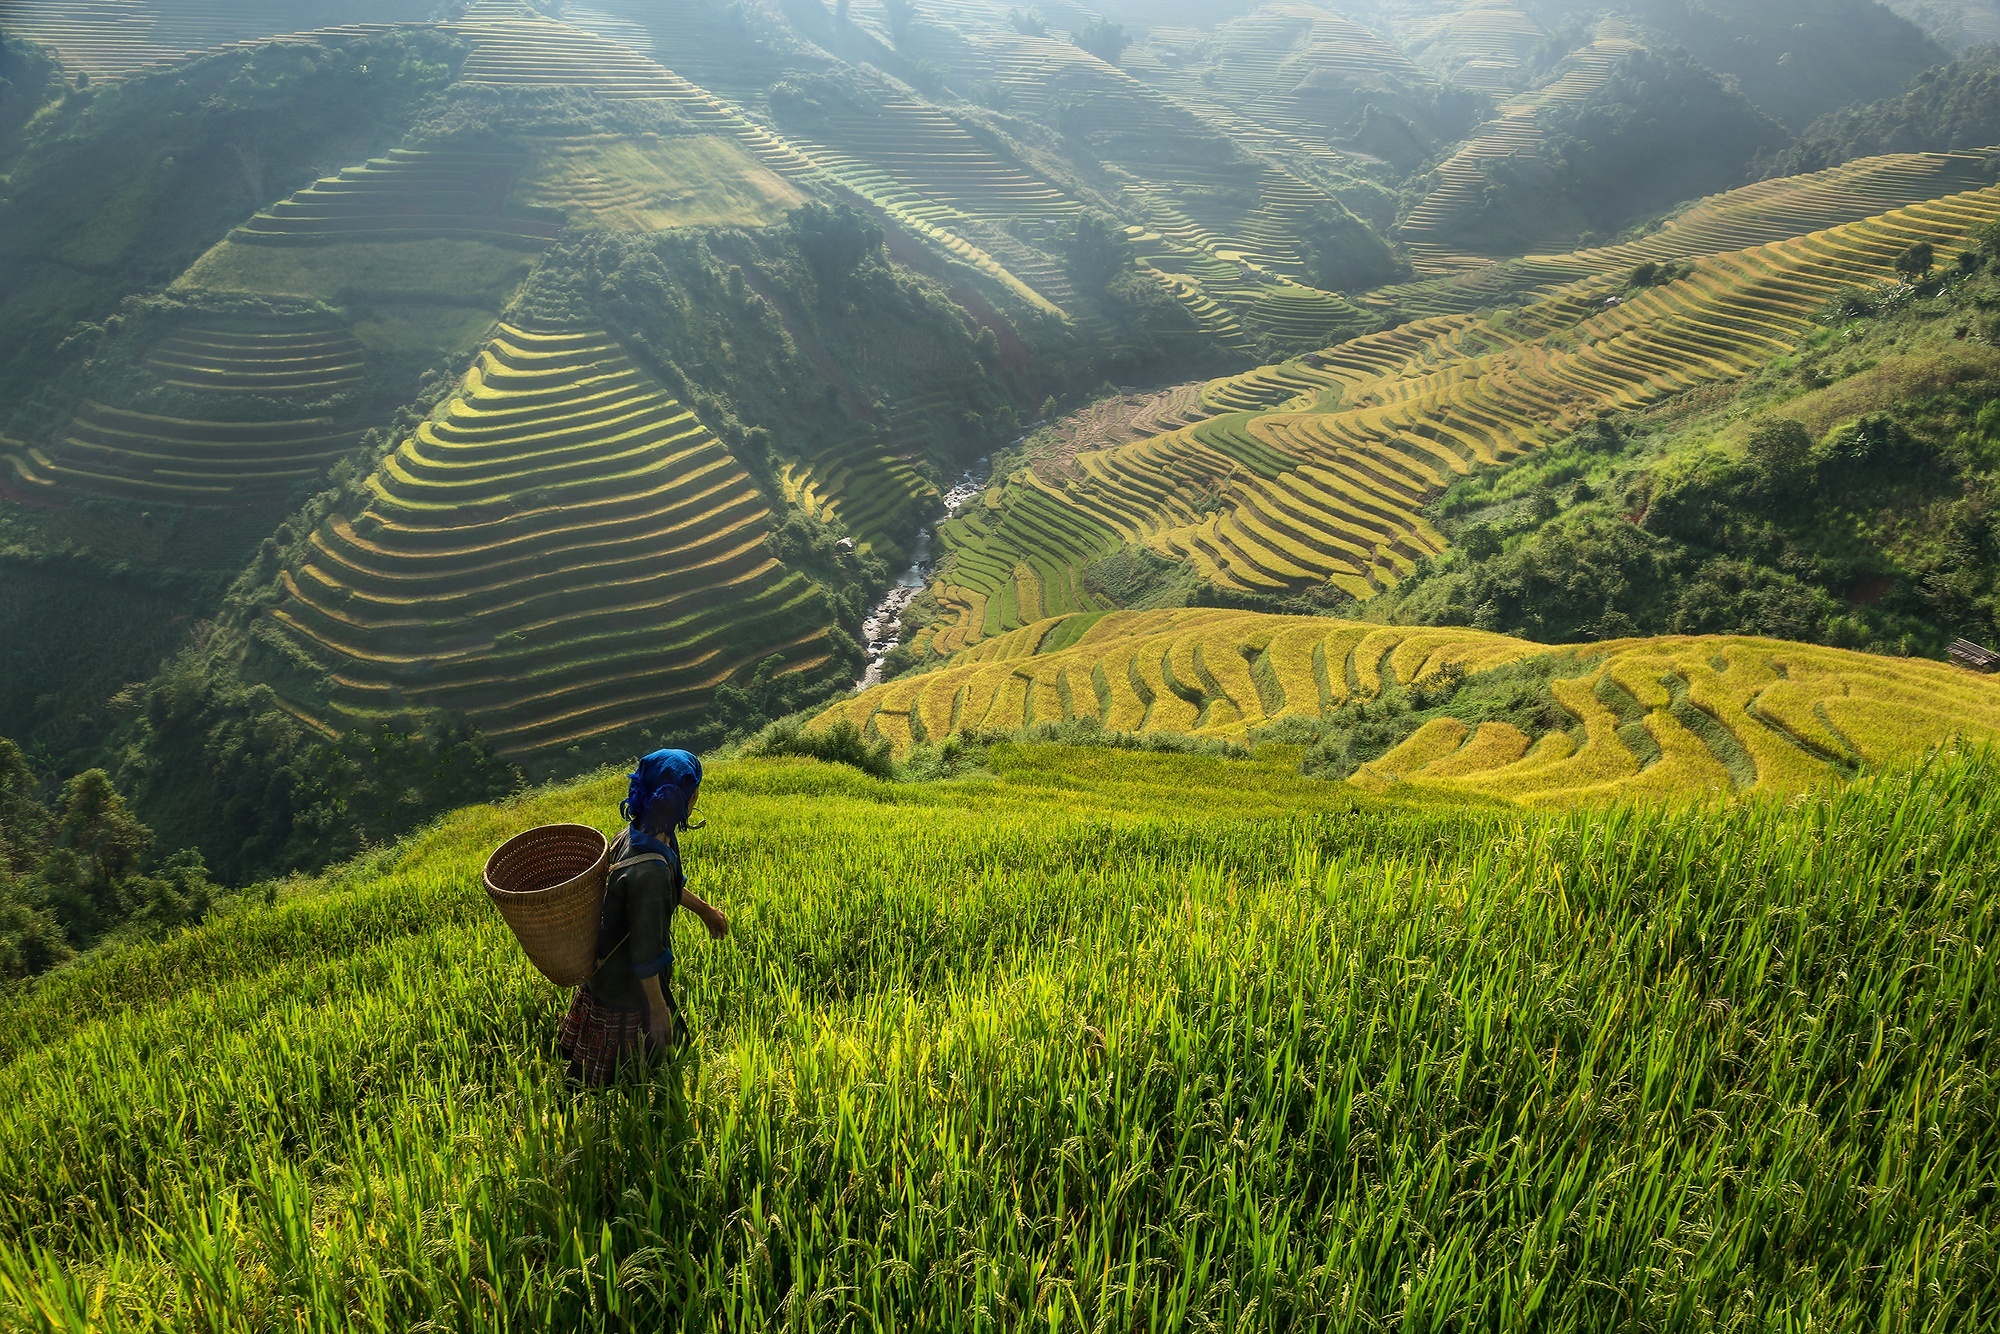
646, 1003, 674, 1047
706, 908, 730, 940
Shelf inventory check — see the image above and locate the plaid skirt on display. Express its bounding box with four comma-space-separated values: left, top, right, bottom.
557, 987, 669, 1085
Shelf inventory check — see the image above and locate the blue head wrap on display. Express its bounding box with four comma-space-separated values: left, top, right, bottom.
622, 748, 703, 844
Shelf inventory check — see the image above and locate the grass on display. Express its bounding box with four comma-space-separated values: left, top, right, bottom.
1, 740, 1997, 1326
177, 236, 543, 308
512, 134, 805, 231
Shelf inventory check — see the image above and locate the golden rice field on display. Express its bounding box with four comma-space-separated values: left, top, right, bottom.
1372, 148, 2000, 318
265, 324, 836, 758
922, 183, 2000, 653
818, 608, 2000, 807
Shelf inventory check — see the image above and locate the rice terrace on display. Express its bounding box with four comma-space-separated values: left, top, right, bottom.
2, 0, 2000, 1327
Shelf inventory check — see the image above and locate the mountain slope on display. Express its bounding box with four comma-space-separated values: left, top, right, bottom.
914, 182, 2000, 653
1766, 44, 2000, 177
260, 324, 840, 757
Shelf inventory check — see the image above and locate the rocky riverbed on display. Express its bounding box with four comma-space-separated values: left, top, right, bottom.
855, 457, 989, 688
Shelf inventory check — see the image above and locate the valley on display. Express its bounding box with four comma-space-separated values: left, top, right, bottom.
4, 1, 2000, 1321
0, 0, 1996, 863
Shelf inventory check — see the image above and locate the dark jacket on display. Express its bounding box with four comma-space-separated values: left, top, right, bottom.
584, 831, 683, 1011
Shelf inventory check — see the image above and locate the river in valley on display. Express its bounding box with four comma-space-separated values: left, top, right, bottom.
855, 456, 989, 689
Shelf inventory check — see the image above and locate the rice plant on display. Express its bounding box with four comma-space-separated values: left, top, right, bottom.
828, 610, 2000, 806
1, 741, 1996, 1327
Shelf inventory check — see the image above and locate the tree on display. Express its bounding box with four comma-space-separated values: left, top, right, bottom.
1073, 18, 1129, 65
1895, 240, 1936, 283
41, 769, 152, 941
790, 202, 884, 288
0, 738, 48, 878
1746, 418, 1815, 497
0, 735, 219, 974
1008, 8, 1047, 37
1063, 211, 1131, 292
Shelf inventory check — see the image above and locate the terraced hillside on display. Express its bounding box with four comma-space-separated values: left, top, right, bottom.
2, 402, 360, 505
511, 134, 805, 231
228, 148, 558, 245
447, 9, 1366, 359
0, 307, 390, 505
770, 93, 1083, 311
170, 128, 559, 389
0, 0, 416, 80
920, 184, 2000, 652
1144, 4, 1446, 162
1398, 30, 1643, 272
776, 436, 940, 559
1373, 148, 2000, 318
3, 125, 566, 509
455, 13, 695, 99
264, 326, 839, 759
818, 607, 2000, 806
445, 15, 1091, 321
1395, 2, 1545, 92
954, 32, 1381, 345
142, 317, 366, 398
543, 0, 800, 101
795, 99, 1074, 223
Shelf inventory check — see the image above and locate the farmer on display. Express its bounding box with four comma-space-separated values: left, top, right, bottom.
558, 747, 729, 1084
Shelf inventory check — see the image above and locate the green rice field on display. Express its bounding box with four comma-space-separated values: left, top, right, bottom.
267, 324, 836, 757
2, 741, 1995, 1326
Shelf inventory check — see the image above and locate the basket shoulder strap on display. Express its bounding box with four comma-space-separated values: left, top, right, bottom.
594, 846, 671, 968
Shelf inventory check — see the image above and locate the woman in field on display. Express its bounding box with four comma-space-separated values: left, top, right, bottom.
557, 747, 729, 1084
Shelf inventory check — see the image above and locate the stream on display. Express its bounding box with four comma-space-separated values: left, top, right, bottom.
855, 456, 990, 689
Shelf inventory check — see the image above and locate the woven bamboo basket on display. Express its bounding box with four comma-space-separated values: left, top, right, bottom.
482, 823, 610, 987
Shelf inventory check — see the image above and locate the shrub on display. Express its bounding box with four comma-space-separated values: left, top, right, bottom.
1072, 18, 1129, 65
744, 719, 896, 779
